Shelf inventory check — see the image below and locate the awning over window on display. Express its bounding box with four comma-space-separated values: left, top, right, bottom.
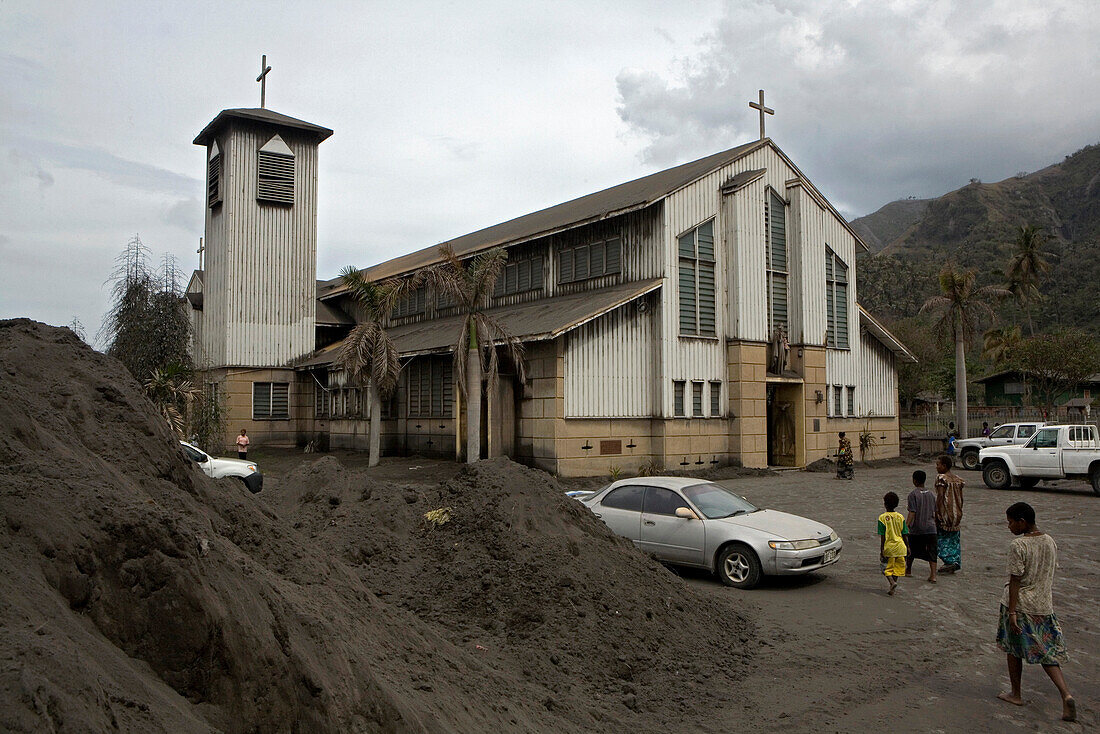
297, 278, 662, 369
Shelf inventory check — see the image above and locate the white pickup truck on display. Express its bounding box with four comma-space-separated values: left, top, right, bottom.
956, 421, 1048, 471
980, 425, 1100, 495
180, 440, 263, 493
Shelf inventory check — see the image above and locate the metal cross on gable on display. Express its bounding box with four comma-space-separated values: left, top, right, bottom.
256, 55, 272, 108
749, 89, 774, 140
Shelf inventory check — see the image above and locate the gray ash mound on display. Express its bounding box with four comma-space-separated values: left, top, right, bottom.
270, 457, 755, 721
0, 319, 754, 733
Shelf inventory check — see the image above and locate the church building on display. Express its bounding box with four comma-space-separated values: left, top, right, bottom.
187, 102, 915, 476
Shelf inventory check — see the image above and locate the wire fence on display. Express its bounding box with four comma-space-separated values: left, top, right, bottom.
904, 409, 1098, 439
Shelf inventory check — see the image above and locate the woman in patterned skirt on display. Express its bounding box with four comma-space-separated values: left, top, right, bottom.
996, 501, 1075, 722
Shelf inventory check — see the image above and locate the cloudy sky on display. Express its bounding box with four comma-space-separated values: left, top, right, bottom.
2, 0, 1097, 346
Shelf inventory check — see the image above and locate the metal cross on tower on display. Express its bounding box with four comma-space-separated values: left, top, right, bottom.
749, 89, 774, 140
256, 55, 272, 108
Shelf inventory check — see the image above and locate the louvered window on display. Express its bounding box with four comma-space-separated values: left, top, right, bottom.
257, 135, 295, 205
407, 356, 454, 418
765, 191, 788, 334
833, 385, 843, 417
678, 219, 716, 336
673, 381, 686, 417
825, 247, 849, 348
494, 256, 545, 297
692, 382, 704, 417
846, 386, 856, 417
710, 381, 722, 417
314, 373, 329, 418
207, 142, 222, 208
253, 382, 289, 420
558, 238, 621, 284
392, 287, 426, 318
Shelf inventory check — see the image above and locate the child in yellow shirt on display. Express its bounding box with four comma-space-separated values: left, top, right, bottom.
877, 491, 910, 596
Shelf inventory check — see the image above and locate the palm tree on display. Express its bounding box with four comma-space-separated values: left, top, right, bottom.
1004, 224, 1052, 335
414, 245, 525, 463
920, 265, 1008, 439
981, 325, 1022, 367
145, 363, 198, 439
336, 267, 406, 467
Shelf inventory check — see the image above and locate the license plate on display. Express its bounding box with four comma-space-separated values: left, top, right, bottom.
823, 549, 836, 564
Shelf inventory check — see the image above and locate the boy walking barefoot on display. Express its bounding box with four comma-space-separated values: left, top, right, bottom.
905, 470, 938, 583
877, 492, 909, 596
996, 502, 1076, 722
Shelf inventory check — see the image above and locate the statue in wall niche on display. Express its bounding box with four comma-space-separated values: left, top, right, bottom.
774, 400, 795, 457
769, 326, 790, 375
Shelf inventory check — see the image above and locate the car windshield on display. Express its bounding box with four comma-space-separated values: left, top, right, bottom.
681, 483, 758, 519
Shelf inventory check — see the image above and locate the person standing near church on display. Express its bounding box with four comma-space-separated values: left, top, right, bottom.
996, 502, 1075, 722
236, 428, 250, 459
905, 470, 937, 582
836, 432, 854, 479
934, 455, 964, 573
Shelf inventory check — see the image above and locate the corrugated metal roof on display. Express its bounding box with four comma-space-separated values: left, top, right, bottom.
194, 108, 333, 146
858, 305, 917, 363
315, 281, 353, 325
298, 278, 662, 368
317, 140, 768, 298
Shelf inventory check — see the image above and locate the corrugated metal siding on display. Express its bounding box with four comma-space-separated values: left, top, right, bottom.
564, 296, 656, 417
859, 330, 897, 417
202, 122, 318, 367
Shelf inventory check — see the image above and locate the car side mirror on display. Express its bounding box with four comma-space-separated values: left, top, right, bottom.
675, 507, 699, 520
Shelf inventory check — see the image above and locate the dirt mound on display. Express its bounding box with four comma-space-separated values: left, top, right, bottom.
0, 319, 755, 733
805, 458, 834, 473
270, 457, 755, 724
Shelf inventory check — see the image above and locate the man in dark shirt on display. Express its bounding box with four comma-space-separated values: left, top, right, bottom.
906, 469, 938, 582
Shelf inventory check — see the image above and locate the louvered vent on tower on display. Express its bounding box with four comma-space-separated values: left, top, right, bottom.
257, 134, 295, 204
207, 141, 221, 207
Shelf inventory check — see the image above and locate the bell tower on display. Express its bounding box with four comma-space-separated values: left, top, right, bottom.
189, 107, 332, 446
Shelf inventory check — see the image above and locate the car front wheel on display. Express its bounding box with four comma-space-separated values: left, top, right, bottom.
717, 544, 762, 589
960, 449, 980, 471
983, 461, 1012, 490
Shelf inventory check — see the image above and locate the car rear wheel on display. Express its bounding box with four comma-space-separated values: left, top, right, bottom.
960, 449, 980, 471
717, 544, 762, 589
983, 461, 1012, 490
1090, 466, 1100, 496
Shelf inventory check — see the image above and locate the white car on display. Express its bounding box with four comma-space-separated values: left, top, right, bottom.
179, 441, 263, 493
578, 477, 841, 589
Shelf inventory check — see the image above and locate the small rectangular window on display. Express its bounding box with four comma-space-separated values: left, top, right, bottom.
253, 382, 289, 420
207, 154, 221, 207
558, 238, 620, 284
847, 386, 855, 417
710, 381, 722, 417
833, 385, 842, 417
494, 256, 545, 297
673, 381, 686, 417
692, 382, 704, 417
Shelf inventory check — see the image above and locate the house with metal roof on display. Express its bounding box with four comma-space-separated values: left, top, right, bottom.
188, 104, 914, 475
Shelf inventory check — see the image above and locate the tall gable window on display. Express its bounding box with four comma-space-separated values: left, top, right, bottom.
257, 134, 295, 204
392, 287, 426, 318
678, 219, 716, 336
825, 247, 849, 348
207, 141, 222, 208
253, 382, 289, 420
559, 238, 620, 284
494, 255, 544, 297
765, 191, 788, 334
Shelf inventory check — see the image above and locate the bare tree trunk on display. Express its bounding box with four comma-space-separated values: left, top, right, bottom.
955, 332, 968, 439
466, 345, 481, 463
368, 381, 381, 467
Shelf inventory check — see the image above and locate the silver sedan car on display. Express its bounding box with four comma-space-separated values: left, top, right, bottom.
579, 477, 842, 589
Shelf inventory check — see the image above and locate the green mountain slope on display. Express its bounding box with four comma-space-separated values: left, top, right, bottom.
854, 143, 1100, 331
